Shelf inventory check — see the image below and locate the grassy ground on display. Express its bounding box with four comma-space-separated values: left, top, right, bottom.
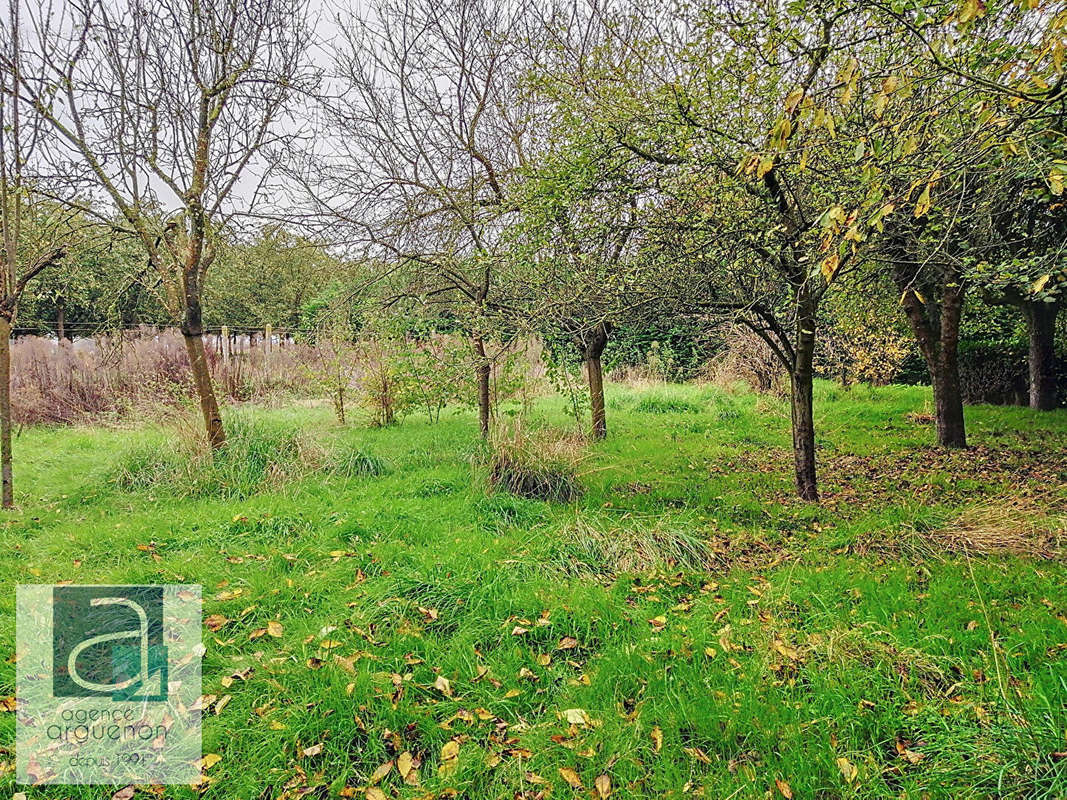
2, 381, 1066, 799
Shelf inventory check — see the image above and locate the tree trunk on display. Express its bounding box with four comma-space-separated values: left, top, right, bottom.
898, 277, 967, 448
790, 296, 818, 502
1023, 300, 1059, 411
583, 323, 609, 440
181, 302, 225, 449
473, 336, 491, 438
934, 283, 966, 448
56, 301, 66, 340
931, 353, 966, 447
0, 316, 12, 508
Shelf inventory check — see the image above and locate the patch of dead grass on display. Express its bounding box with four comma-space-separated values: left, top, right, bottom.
864, 497, 1065, 561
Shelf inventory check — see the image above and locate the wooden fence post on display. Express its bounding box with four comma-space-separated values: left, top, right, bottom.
221, 325, 230, 368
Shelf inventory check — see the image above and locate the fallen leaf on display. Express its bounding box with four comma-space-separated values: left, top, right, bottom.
368, 760, 393, 784
397, 750, 419, 785
204, 614, 229, 631
772, 639, 800, 662
302, 743, 323, 757
267, 620, 283, 638
559, 767, 583, 789
439, 739, 460, 775
595, 774, 612, 798
213, 694, 232, 715
434, 674, 453, 697
684, 747, 711, 764
112, 787, 135, 800
651, 726, 663, 753
836, 756, 858, 783
196, 753, 222, 771
563, 708, 591, 726
775, 778, 794, 798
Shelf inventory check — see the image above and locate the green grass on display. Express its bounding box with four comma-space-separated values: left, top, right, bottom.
2, 382, 1066, 799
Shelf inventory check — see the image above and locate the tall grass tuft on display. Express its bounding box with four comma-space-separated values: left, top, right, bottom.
484, 421, 585, 502
548, 515, 715, 575
328, 444, 388, 479
634, 392, 702, 414
111, 412, 384, 498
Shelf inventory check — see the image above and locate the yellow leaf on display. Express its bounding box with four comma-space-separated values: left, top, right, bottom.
434, 675, 453, 697
213, 694, 232, 715
563, 708, 592, 726
365, 789, 388, 800
820, 254, 840, 282
397, 750, 420, 785
651, 726, 663, 753
773, 639, 801, 662
595, 774, 612, 798
266, 620, 283, 637
776, 778, 795, 798
439, 739, 460, 775
913, 184, 932, 218
369, 760, 393, 784
836, 756, 858, 783
197, 753, 222, 771
559, 767, 584, 789
784, 88, 804, 114
873, 92, 888, 118
1032, 273, 1052, 293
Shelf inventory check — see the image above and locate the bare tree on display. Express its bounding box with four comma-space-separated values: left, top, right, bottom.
0, 0, 82, 507
304, 0, 533, 437
11, 0, 315, 448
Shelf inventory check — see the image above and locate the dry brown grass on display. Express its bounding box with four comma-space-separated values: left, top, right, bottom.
485, 420, 587, 502
871, 498, 1066, 560
700, 324, 789, 397
922, 500, 1066, 559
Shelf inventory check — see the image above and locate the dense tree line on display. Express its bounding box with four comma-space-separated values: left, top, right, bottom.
1, 0, 1066, 505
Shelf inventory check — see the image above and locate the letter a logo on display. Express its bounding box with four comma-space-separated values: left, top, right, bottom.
52, 586, 167, 701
